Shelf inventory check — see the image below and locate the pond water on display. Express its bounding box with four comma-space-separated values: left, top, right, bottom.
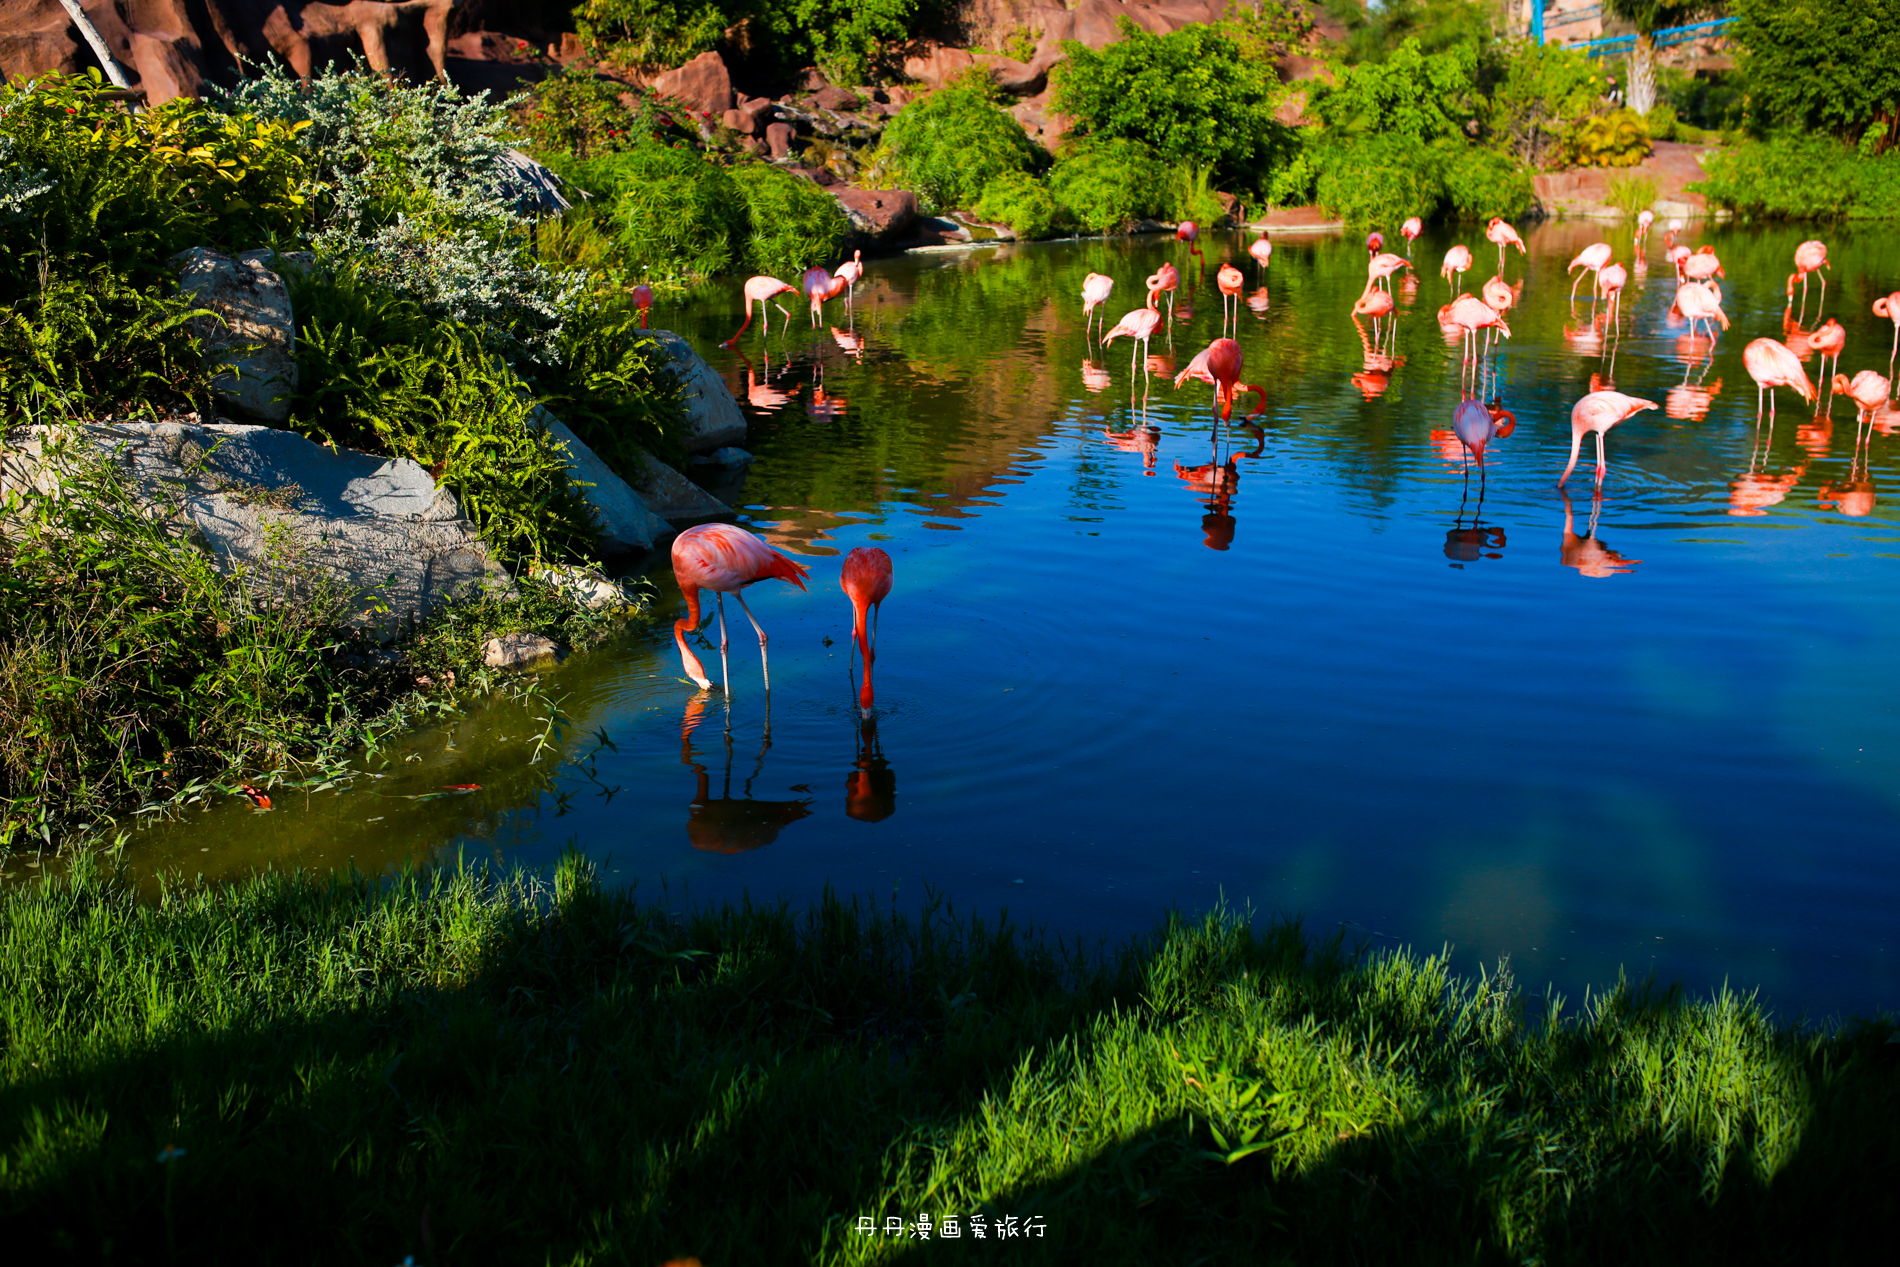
126, 220, 1900, 1021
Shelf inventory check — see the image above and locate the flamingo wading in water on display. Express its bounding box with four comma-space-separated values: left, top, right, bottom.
1442, 244, 1473, 294
841, 546, 893, 717
1401, 216, 1422, 257
671, 524, 810, 695
1485, 218, 1526, 274
1561, 391, 1660, 486
1104, 288, 1164, 385
1081, 272, 1114, 343
721, 275, 799, 346
1249, 232, 1273, 283
1568, 243, 1613, 304
1742, 338, 1816, 423
835, 249, 865, 307
1873, 291, 1900, 393
1789, 240, 1828, 316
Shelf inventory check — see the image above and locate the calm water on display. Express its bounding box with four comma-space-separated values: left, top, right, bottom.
120, 221, 1900, 1020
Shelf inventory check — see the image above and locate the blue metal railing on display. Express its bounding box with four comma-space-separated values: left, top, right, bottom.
1546, 5, 1603, 29
1572, 17, 1736, 58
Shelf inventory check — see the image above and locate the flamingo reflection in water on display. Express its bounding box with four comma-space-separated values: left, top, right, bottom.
1080, 359, 1112, 393
1444, 472, 1507, 566
733, 349, 798, 411
1822, 370, 1894, 517
1174, 430, 1263, 551
680, 695, 812, 853
1102, 415, 1162, 472
1729, 462, 1806, 517
1560, 490, 1641, 578
1666, 341, 1722, 422
846, 716, 897, 822
831, 325, 867, 362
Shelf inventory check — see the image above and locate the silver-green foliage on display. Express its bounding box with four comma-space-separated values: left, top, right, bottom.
214, 61, 579, 363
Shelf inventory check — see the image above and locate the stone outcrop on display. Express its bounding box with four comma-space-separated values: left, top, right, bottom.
1, 419, 511, 641
649, 330, 748, 454
649, 48, 733, 116
833, 187, 918, 249
169, 247, 300, 424
482, 631, 559, 668
631, 451, 730, 523
532, 408, 672, 558
1533, 141, 1719, 220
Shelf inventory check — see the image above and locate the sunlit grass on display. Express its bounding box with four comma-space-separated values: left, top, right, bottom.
0, 856, 1891, 1263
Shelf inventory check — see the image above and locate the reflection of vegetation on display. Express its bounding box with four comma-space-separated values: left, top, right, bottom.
7, 858, 1889, 1260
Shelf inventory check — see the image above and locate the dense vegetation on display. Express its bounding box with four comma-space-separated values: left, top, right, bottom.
0, 855, 1890, 1262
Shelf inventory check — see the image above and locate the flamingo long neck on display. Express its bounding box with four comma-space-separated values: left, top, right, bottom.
720, 306, 755, 348
850, 594, 876, 713
673, 585, 709, 686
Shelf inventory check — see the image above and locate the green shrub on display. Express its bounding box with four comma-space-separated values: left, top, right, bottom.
1691, 134, 1862, 219
1483, 39, 1608, 169
883, 73, 1042, 213
1731, 0, 1900, 147
728, 162, 852, 276
1605, 173, 1661, 217
1323, 0, 1501, 65
1645, 103, 1679, 142
1850, 151, 1900, 218
0, 269, 212, 417
973, 170, 1058, 239
531, 290, 692, 469
1567, 108, 1651, 168
1312, 36, 1481, 144
574, 0, 730, 69
516, 66, 707, 159
1166, 162, 1227, 226
1047, 139, 1170, 233
1314, 134, 1446, 229
1050, 17, 1291, 191
1267, 144, 1320, 208
578, 145, 747, 279
1438, 143, 1534, 221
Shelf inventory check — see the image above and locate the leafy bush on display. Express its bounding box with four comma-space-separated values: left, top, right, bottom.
1050, 18, 1291, 190
1567, 108, 1652, 168
728, 162, 852, 276
1483, 39, 1604, 169
1645, 103, 1679, 142
574, 0, 945, 85
974, 170, 1058, 239
883, 73, 1042, 213
1313, 134, 1445, 229
531, 290, 691, 469
1047, 139, 1170, 234
574, 0, 729, 69
1692, 134, 1866, 219
1322, 0, 1500, 65
0, 269, 212, 417
1166, 162, 1227, 227
1850, 151, 1900, 218
1312, 36, 1480, 144
572, 145, 747, 279
1731, 0, 1900, 147
515, 66, 707, 159
1439, 144, 1534, 222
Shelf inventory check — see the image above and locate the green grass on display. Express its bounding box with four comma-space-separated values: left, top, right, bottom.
0, 856, 1890, 1264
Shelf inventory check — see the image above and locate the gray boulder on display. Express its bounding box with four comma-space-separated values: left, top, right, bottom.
169, 248, 301, 424
649, 330, 748, 453
631, 449, 731, 523
532, 407, 672, 557
2, 420, 510, 643
482, 632, 560, 669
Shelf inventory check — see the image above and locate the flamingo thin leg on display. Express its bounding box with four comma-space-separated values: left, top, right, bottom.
734, 591, 771, 693
716, 593, 731, 695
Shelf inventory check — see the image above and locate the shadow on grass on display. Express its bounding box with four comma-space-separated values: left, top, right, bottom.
0, 854, 1892, 1265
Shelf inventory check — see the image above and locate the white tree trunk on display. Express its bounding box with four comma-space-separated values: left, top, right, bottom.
53, 0, 136, 92
1629, 36, 1657, 116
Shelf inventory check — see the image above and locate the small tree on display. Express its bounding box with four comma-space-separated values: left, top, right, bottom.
1601, 1, 1720, 115
1731, 0, 1900, 148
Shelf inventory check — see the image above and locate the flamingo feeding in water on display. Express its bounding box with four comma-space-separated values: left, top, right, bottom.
671, 523, 810, 695
1568, 243, 1613, 303
1742, 338, 1816, 423
1442, 244, 1473, 293
1367, 231, 1385, 257
1676, 281, 1730, 342
1081, 272, 1114, 342
632, 284, 654, 328
1174, 337, 1266, 422
1636, 209, 1654, 247
1561, 391, 1659, 486
1249, 232, 1273, 282
1104, 289, 1164, 384
1789, 239, 1828, 314
1401, 216, 1422, 257
841, 546, 892, 718
1368, 251, 1410, 293
1485, 218, 1526, 273
1451, 396, 1515, 476
835, 249, 865, 306
1177, 220, 1203, 266
720, 275, 799, 346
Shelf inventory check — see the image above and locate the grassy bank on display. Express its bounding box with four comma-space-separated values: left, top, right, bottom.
1, 857, 1891, 1264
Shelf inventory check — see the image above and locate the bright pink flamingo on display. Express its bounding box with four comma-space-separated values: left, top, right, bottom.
1789, 239, 1828, 314
1597, 262, 1629, 327
1367, 231, 1385, 257
840, 546, 892, 717
1675, 281, 1730, 342
1482, 275, 1515, 319
835, 249, 865, 306
1216, 261, 1244, 333
1809, 319, 1846, 395
1667, 244, 1691, 281
802, 265, 847, 327
632, 284, 654, 329
1174, 337, 1265, 422
1567, 243, 1613, 303
721, 275, 799, 346
1353, 283, 1394, 327
1400, 216, 1423, 257
1104, 288, 1164, 384
1742, 338, 1816, 423
1177, 220, 1203, 267
1081, 271, 1114, 342
1368, 252, 1410, 294
1636, 209, 1654, 247
1439, 293, 1511, 370
1835, 370, 1892, 420
1683, 246, 1723, 284
671, 523, 810, 694
1148, 262, 1181, 321
1561, 391, 1660, 486
1485, 217, 1526, 273
1442, 244, 1473, 293
1248, 232, 1273, 282
1451, 396, 1514, 478
1873, 292, 1900, 390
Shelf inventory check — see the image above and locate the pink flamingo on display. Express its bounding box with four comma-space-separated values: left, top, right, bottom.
1248, 232, 1273, 282
632, 284, 654, 329
1174, 337, 1265, 422
1675, 281, 1730, 342
1809, 319, 1846, 396
1835, 370, 1893, 425
840, 546, 892, 717
802, 265, 847, 326
1683, 246, 1723, 285
1567, 243, 1613, 303
1873, 292, 1900, 390
1635, 209, 1654, 247
1104, 288, 1164, 384
1353, 284, 1395, 337
1597, 262, 1629, 327
1081, 271, 1114, 342
1485, 217, 1526, 273
1442, 244, 1473, 293
1177, 220, 1203, 267
671, 523, 810, 694
1367, 231, 1385, 257
1789, 239, 1828, 314
835, 249, 865, 307
1742, 338, 1816, 423
1148, 262, 1181, 321
1561, 391, 1660, 486
1368, 252, 1410, 294
1216, 261, 1244, 332
721, 275, 799, 346
1664, 218, 1684, 249
1482, 275, 1515, 319
1667, 244, 1691, 281
1451, 396, 1514, 478
1439, 294, 1511, 371
1400, 216, 1423, 257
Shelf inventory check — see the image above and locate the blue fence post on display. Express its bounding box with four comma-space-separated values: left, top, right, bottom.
1533, 0, 1544, 45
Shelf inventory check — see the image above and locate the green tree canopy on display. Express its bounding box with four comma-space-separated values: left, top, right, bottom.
1311, 37, 1481, 144
881, 73, 1042, 213
1732, 0, 1900, 146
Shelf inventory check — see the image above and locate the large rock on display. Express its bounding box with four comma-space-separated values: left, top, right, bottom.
833, 186, 918, 248
648, 331, 748, 453
1, 420, 510, 642
630, 450, 731, 523
170, 247, 301, 424
651, 49, 734, 116
531, 407, 672, 558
